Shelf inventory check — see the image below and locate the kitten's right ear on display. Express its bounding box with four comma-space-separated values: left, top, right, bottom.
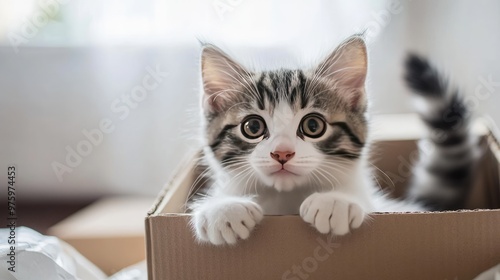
313, 35, 368, 110
201, 45, 250, 113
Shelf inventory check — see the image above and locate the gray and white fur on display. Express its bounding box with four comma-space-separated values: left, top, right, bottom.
404, 54, 479, 211
189, 35, 426, 246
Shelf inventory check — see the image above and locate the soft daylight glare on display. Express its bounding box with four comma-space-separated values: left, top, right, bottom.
0, 0, 384, 47
0, 0, 500, 201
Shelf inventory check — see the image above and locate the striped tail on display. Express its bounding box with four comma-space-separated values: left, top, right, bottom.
404, 54, 479, 210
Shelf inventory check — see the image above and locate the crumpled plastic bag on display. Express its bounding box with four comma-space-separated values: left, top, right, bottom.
0, 227, 148, 280
0, 227, 107, 280
108, 261, 147, 280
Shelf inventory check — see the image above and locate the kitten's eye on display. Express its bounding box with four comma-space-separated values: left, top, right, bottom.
241, 116, 266, 139
300, 114, 326, 138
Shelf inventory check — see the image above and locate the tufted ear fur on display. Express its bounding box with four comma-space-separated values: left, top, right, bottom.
314, 35, 368, 109
201, 45, 251, 113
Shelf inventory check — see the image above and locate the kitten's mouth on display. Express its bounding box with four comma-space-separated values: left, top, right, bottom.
271, 166, 298, 176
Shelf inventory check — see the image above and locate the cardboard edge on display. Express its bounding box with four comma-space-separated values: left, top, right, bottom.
147, 150, 200, 216
480, 115, 500, 207
481, 115, 500, 158
152, 208, 500, 219
147, 184, 170, 216
145, 217, 154, 280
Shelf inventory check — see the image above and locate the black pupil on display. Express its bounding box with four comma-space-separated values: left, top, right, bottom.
307, 118, 319, 133
248, 119, 261, 135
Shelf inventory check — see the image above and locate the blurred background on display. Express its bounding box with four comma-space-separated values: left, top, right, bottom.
1, 0, 500, 221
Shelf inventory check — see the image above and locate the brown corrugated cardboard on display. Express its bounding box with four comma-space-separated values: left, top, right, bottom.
146, 114, 500, 280
49, 196, 154, 276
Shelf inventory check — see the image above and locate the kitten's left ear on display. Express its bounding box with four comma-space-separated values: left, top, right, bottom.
201, 45, 251, 113
315, 35, 368, 108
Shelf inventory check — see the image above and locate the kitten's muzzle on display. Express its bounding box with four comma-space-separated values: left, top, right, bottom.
270, 151, 295, 165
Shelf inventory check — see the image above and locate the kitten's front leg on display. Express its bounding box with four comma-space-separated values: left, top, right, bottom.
191, 196, 263, 245
300, 192, 366, 235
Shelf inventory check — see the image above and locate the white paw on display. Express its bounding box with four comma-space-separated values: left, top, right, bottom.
300, 192, 366, 235
191, 197, 263, 245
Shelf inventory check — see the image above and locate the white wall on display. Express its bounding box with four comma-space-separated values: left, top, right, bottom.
370, 0, 500, 120
0, 45, 202, 199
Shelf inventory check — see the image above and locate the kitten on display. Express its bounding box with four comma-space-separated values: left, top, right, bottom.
188, 35, 466, 246
404, 54, 479, 211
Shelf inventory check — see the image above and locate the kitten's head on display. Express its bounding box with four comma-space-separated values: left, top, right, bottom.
201, 35, 368, 192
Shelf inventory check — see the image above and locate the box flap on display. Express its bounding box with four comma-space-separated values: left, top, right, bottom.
148, 151, 200, 216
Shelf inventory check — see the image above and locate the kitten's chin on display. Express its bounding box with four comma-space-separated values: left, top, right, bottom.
257, 168, 305, 192
271, 173, 300, 192
273, 180, 296, 192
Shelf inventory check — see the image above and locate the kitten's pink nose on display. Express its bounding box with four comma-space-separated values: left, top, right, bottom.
270, 151, 295, 164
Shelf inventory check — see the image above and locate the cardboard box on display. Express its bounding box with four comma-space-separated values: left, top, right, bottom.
49, 196, 154, 276
146, 114, 500, 280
